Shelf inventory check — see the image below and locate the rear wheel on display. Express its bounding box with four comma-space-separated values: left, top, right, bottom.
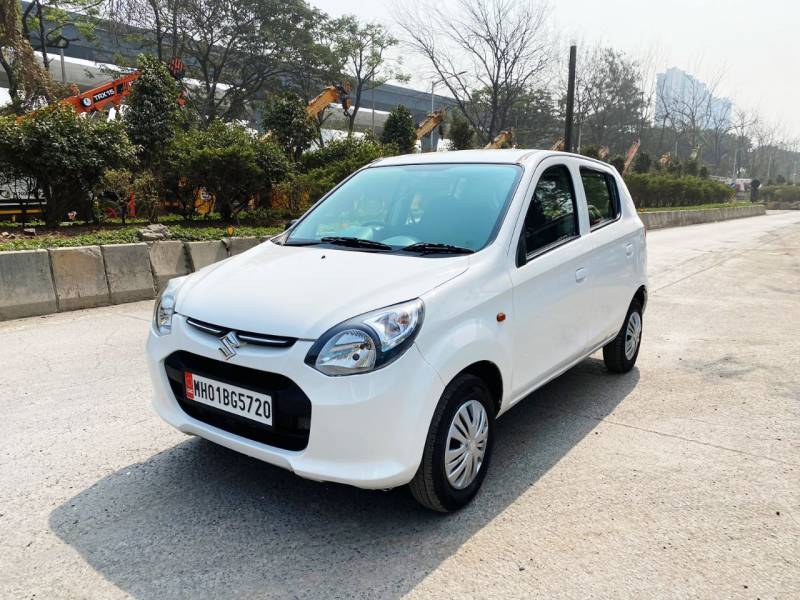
603, 299, 643, 373
409, 374, 495, 512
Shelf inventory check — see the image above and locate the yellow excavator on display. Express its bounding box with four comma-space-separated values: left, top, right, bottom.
415, 108, 447, 140
484, 130, 515, 149
306, 82, 352, 119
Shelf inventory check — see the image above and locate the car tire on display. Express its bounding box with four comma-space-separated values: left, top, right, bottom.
603, 299, 643, 373
409, 373, 495, 513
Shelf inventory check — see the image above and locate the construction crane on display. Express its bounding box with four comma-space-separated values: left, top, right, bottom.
306, 82, 351, 119
17, 57, 186, 122
484, 130, 515, 150
415, 108, 446, 140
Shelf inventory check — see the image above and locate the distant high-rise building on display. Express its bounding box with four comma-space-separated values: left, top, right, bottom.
655, 67, 732, 128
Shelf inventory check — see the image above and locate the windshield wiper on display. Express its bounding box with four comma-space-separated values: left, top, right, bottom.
401, 242, 475, 255
319, 236, 392, 251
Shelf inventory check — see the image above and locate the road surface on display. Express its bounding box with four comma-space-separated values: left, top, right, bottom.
2, 211, 799, 599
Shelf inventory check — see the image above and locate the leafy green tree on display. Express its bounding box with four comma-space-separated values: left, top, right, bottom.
0, 104, 134, 226
329, 15, 405, 134
170, 120, 291, 221
262, 92, 317, 162
0, 0, 61, 114
609, 156, 626, 173
632, 151, 652, 173
381, 105, 416, 154
124, 54, 181, 170
448, 111, 475, 150
298, 136, 395, 201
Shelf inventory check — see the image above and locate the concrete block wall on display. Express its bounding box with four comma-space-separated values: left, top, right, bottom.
0, 237, 262, 321
638, 204, 765, 230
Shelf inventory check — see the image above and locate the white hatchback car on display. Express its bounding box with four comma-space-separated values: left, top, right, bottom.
147, 149, 647, 512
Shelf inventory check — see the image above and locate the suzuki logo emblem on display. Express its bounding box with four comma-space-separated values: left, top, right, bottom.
218, 331, 241, 359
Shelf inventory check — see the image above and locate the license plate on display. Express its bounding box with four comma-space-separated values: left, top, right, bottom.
184, 372, 272, 425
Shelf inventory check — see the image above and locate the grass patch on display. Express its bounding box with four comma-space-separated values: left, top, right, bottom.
637, 201, 758, 213
0, 224, 282, 252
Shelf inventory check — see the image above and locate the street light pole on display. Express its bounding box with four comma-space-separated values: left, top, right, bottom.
430, 81, 436, 152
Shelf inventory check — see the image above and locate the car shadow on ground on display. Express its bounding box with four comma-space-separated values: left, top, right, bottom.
50, 357, 639, 599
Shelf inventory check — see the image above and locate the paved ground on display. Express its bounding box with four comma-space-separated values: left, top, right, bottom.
1, 212, 799, 599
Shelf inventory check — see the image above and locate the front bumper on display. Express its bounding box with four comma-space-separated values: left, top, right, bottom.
146, 314, 445, 489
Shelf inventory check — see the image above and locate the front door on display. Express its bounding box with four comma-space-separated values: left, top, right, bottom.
509, 161, 593, 399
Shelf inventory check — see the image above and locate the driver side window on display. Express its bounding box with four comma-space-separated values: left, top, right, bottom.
518, 165, 579, 263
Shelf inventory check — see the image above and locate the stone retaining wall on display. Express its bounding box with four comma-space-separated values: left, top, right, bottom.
0, 205, 769, 321
0, 237, 262, 321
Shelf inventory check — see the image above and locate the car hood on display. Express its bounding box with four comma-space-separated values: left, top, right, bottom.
176, 242, 469, 339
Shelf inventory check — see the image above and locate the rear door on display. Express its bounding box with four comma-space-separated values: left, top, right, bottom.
509, 158, 593, 399
577, 164, 633, 346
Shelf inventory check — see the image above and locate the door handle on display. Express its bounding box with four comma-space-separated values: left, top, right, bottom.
625, 243, 634, 257
575, 267, 586, 283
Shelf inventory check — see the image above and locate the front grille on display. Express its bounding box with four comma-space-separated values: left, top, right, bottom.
164, 351, 311, 451
185, 317, 296, 348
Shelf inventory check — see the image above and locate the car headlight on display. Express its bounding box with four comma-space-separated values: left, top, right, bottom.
305, 298, 424, 376
152, 276, 187, 336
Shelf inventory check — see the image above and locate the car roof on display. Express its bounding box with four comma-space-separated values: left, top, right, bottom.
372, 149, 546, 166
371, 149, 615, 171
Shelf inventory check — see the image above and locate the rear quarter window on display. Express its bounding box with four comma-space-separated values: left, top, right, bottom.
580, 167, 620, 229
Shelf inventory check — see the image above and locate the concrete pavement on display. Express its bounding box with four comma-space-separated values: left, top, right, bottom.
1, 211, 799, 599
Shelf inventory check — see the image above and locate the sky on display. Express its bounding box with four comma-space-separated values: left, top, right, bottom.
310, 0, 800, 139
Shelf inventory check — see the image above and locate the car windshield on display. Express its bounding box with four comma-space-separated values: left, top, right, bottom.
286, 163, 522, 253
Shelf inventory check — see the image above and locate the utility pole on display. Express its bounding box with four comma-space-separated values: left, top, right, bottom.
430, 81, 436, 152
564, 44, 577, 153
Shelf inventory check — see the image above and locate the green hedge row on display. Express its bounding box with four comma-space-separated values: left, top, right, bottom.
623, 173, 735, 209
760, 185, 800, 203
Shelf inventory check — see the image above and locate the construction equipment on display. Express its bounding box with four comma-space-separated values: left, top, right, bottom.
17, 57, 186, 122
306, 82, 351, 119
485, 130, 515, 150
622, 140, 641, 175
415, 108, 446, 140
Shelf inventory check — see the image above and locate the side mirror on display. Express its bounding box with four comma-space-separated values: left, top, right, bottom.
284, 219, 298, 231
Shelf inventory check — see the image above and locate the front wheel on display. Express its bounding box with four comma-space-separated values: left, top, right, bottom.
603, 299, 643, 373
409, 374, 495, 512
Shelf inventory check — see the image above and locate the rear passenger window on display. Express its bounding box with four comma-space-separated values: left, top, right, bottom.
580, 168, 619, 228
520, 165, 578, 259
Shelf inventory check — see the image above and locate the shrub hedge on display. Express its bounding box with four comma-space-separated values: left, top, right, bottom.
623, 173, 735, 209
760, 185, 800, 203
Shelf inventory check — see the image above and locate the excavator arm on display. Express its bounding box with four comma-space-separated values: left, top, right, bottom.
307, 82, 351, 119
415, 108, 446, 140
485, 130, 515, 150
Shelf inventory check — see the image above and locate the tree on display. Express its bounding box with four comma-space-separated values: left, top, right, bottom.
0, 0, 59, 114
448, 111, 475, 150
505, 87, 559, 149
104, 0, 188, 62
381, 105, 416, 154
172, 120, 290, 221
177, 0, 323, 125
397, 0, 552, 144
21, 0, 102, 73
0, 104, 135, 227
124, 54, 182, 170
329, 15, 404, 134
262, 92, 317, 162
574, 48, 646, 154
